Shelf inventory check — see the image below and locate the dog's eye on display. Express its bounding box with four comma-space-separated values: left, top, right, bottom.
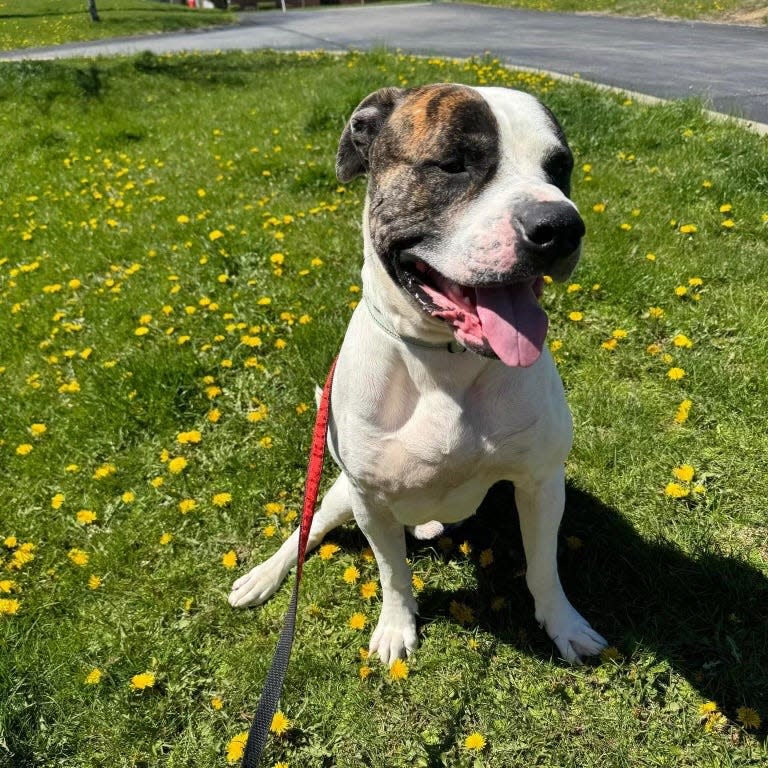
435, 157, 466, 175
542, 149, 573, 193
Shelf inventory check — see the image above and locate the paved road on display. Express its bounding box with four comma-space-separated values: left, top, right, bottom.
2, 3, 767, 125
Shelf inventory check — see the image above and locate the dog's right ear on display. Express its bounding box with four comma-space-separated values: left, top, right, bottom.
336, 87, 404, 183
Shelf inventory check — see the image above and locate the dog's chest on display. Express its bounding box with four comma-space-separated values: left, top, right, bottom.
336, 365, 570, 526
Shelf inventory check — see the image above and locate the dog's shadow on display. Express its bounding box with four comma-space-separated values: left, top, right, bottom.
336, 480, 768, 728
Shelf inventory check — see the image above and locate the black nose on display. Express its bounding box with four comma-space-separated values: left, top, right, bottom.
517, 201, 585, 260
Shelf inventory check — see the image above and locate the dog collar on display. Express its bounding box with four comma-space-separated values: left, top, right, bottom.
363, 295, 467, 354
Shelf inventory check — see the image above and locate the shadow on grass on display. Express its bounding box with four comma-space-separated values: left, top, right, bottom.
333, 479, 768, 733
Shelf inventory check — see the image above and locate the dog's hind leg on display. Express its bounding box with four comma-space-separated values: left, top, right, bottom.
228, 472, 353, 608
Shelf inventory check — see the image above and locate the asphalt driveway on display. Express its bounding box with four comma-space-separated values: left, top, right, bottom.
2, 3, 766, 125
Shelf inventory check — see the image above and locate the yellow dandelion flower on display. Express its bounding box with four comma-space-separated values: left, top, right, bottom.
0, 598, 21, 615
16, 444, 33, 456
675, 285, 689, 297
463, 732, 487, 751
211, 696, 224, 710
270, 711, 290, 735
673, 464, 695, 482
30, 423, 47, 436
568, 311, 583, 322
226, 731, 248, 763
212, 492, 232, 507
167, 456, 188, 474
93, 463, 116, 480
736, 706, 761, 730
150, 477, 164, 488
159, 532, 173, 546
673, 333, 693, 348
688, 276, 704, 287
176, 430, 202, 444
209, 229, 224, 241
130, 672, 155, 690
343, 566, 360, 584
0, 580, 17, 593
84, 668, 102, 685
566, 283, 581, 293
51, 493, 66, 510
459, 540, 472, 556
121, 491, 136, 503
601, 338, 618, 351
76, 510, 97, 525
208, 408, 221, 423
664, 482, 690, 499
675, 399, 692, 424
412, 574, 425, 592
721, 219, 735, 229
360, 581, 378, 599
88, 574, 102, 590
348, 612, 367, 630
679, 224, 698, 234
221, 550, 237, 569
592, 202, 606, 213
389, 658, 409, 680
179, 498, 197, 514
318, 542, 340, 560
68, 548, 89, 566
667, 367, 686, 380
359, 665, 373, 680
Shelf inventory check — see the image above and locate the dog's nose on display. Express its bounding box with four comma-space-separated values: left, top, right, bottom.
518, 202, 585, 260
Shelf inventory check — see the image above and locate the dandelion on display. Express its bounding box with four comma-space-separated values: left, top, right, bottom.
679, 224, 698, 234
167, 456, 187, 474
348, 612, 367, 630
463, 732, 487, 751
648, 306, 665, 319
479, 549, 494, 567
76, 510, 97, 525
343, 566, 360, 584
664, 483, 690, 499
88, 574, 102, 590
360, 581, 378, 599
672, 464, 695, 482
68, 548, 89, 566
211, 696, 223, 710
208, 408, 222, 423
121, 491, 136, 503
221, 550, 237, 569
159, 532, 173, 545
459, 541, 472, 556
318, 542, 340, 560
226, 731, 248, 763
176, 430, 202, 444
721, 219, 735, 229
30, 423, 47, 436
359, 665, 373, 680
736, 706, 761, 730
450, 600, 475, 626
675, 399, 693, 424
0, 598, 21, 615
51, 493, 66, 510
389, 658, 409, 680
667, 367, 686, 381
84, 668, 102, 685
209, 229, 224, 241
16, 444, 33, 456
270, 711, 290, 735
568, 311, 584, 322
592, 202, 606, 213
179, 499, 197, 514
93, 463, 117, 480
130, 672, 155, 690
412, 574, 425, 592
212, 492, 232, 507
673, 334, 693, 348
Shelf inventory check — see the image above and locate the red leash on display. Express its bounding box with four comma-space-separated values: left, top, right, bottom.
240, 357, 338, 768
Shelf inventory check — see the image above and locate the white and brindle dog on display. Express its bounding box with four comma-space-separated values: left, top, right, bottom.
229, 83, 608, 665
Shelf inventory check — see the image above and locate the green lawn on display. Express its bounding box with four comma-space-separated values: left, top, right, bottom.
0, 0, 234, 51
1, 50, 767, 767
460, 0, 768, 23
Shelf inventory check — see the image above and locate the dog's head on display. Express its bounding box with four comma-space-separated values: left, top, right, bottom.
337, 83, 584, 368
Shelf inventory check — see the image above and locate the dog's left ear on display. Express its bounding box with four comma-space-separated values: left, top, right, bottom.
336, 87, 404, 183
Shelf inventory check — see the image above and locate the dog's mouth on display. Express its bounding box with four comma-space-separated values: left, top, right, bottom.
394, 255, 548, 368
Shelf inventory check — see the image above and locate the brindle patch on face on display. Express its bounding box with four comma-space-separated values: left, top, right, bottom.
366, 84, 500, 271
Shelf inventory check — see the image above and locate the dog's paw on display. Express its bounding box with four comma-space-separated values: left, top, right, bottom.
408, 520, 445, 540
369, 604, 418, 666
228, 559, 288, 608
537, 598, 607, 664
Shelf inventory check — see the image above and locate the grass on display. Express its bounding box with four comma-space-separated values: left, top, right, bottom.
459, 0, 768, 24
1, 49, 767, 767
0, 0, 234, 52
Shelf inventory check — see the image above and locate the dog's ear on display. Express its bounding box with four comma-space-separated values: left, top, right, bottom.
336, 87, 404, 183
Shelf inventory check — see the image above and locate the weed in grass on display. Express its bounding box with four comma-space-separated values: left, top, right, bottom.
0, 50, 767, 766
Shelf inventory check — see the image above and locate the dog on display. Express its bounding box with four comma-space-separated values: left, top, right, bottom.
229, 83, 608, 665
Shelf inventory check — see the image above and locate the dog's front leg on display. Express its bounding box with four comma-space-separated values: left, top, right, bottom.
515, 469, 607, 663
353, 502, 418, 665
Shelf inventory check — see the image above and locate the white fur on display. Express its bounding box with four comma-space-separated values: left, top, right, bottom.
229, 88, 607, 666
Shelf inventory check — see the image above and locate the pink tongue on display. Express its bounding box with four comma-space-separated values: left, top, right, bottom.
475, 282, 548, 367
